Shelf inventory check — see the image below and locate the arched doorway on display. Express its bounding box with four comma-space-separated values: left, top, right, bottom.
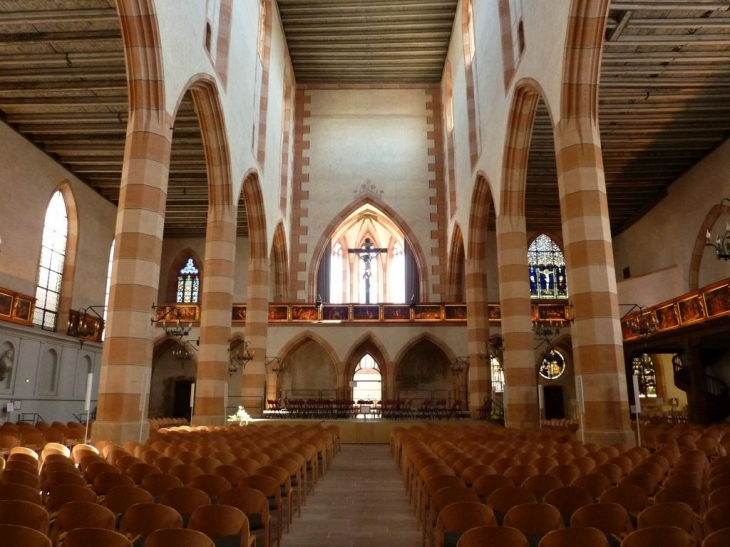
352, 354, 382, 403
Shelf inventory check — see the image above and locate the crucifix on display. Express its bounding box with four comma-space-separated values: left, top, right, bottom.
348, 237, 388, 303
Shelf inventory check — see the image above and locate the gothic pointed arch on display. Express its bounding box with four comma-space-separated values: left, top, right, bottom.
275, 330, 340, 399
276, 330, 340, 367
270, 221, 290, 302
467, 173, 494, 262
447, 223, 466, 301
393, 333, 457, 400
689, 200, 730, 291
172, 75, 234, 214
116, 0, 165, 113
240, 171, 268, 263
561, 0, 610, 121
343, 332, 390, 380
501, 80, 552, 218
308, 195, 429, 302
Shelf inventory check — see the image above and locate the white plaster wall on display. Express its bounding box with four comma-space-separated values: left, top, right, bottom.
0, 121, 116, 304
0, 322, 101, 424
155, 0, 291, 255
300, 88, 437, 299
617, 266, 684, 310
613, 137, 730, 293
447, 0, 571, 256
265, 324, 467, 366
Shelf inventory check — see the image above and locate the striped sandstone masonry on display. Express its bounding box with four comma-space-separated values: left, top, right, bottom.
290, 88, 311, 301
425, 86, 448, 300
497, 82, 542, 430
462, 0, 481, 171
241, 174, 269, 408
557, 0, 631, 444
190, 79, 235, 426
95, 0, 168, 444
466, 175, 494, 414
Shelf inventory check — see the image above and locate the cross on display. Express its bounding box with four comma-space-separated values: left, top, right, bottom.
348, 238, 388, 303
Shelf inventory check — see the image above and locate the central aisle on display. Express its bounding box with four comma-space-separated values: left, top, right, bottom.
283, 444, 421, 547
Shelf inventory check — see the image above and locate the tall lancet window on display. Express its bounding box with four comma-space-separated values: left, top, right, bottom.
102, 239, 115, 341
330, 243, 344, 304
177, 258, 200, 304
389, 242, 405, 303
528, 234, 568, 299
34, 191, 68, 330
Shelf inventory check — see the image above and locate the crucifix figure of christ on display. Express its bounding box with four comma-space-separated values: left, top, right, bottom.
348, 238, 388, 304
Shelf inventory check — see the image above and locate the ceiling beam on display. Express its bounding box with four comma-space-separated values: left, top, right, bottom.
0, 8, 119, 24
609, 2, 730, 10
0, 30, 121, 44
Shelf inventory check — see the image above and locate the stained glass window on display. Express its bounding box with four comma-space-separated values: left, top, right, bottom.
491, 356, 504, 393
33, 191, 68, 330
488, 338, 505, 393
539, 348, 567, 380
177, 258, 200, 304
633, 353, 657, 398
528, 234, 568, 299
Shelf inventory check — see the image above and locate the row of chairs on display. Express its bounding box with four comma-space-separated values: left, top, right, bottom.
0, 422, 340, 547
392, 423, 730, 547
0, 422, 88, 453
148, 417, 188, 430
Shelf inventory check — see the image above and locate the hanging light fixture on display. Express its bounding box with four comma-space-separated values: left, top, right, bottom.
67, 306, 105, 340
705, 199, 730, 261
532, 321, 561, 345
621, 304, 658, 337
172, 345, 191, 367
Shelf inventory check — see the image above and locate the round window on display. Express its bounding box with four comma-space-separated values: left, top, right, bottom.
539, 348, 566, 380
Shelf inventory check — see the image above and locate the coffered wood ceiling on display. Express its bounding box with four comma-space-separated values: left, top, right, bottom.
1, 1, 729, 239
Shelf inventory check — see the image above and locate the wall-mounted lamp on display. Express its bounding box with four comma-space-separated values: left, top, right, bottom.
228, 340, 254, 375
265, 356, 283, 376
705, 198, 730, 261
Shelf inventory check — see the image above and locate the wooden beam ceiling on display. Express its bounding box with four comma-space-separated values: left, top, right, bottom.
1, 0, 730, 243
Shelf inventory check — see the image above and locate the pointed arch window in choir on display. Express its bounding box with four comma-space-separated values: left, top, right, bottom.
528, 234, 568, 299
633, 353, 657, 398
177, 258, 200, 304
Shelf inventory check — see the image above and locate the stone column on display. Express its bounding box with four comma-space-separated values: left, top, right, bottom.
684, 341, 708, 424
193, 205, 236, 426
555, 117, 632, 445
95, 109, 172, 444
242, 253, 269, 418
465, 256, 490, 416
496, 215, 539, 429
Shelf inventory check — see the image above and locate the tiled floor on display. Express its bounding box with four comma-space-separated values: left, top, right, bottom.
283, 444, 421, 547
